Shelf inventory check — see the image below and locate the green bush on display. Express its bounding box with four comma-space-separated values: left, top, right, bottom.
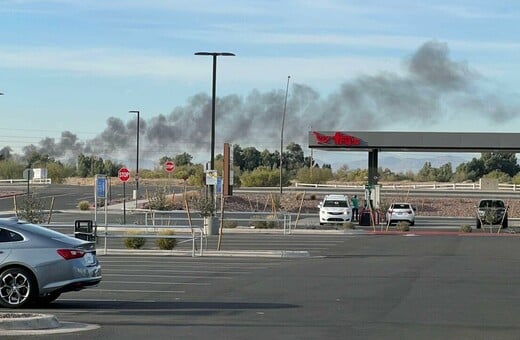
396, 221, 410, 232
78, 200, 90, 211
155, 230, 177, 250
250, 215, 279, 229
459, 224, 472, 233
124, 230, 146, 249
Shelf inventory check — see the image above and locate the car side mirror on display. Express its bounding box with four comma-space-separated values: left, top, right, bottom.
317, 203, 322, 208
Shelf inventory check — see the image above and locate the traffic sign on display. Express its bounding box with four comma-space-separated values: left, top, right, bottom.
118, 167, 130, 182
164, 161, 175, 173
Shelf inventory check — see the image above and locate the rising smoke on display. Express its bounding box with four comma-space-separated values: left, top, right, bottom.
22, 40, 518, 166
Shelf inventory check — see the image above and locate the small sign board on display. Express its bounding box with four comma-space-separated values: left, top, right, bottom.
96, 175, 107, 198
205, 170, 218, 185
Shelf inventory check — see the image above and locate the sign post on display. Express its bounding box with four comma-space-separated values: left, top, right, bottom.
118, 167, 130, 224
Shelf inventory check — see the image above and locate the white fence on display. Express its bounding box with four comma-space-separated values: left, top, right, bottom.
294, 182, 520, 191
0, 178, 51, 184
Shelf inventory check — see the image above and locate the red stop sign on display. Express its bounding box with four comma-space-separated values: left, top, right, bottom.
118, 167, 130, 182
165, 161, 175, 173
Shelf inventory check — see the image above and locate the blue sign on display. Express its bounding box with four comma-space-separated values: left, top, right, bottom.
216, 177, 222, 195
96, 176, 107, 198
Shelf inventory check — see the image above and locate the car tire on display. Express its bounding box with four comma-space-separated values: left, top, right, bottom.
502, 218, 508, 229
0, 267, 37, 308
476, 219, 481, 229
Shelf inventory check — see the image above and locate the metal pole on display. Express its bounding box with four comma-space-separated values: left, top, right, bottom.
136, 111, 140, 207
210, 55, 217, 201
280, 75, 291, 195
194, 52, 235, 205
129, 110, 140, 208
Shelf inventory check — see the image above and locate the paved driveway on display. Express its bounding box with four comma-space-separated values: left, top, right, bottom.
2, 234, 519, 339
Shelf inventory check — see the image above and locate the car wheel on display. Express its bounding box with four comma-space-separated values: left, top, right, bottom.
35, 292, 61, 305
0, 267, 36, 308
476, 219, 481, 229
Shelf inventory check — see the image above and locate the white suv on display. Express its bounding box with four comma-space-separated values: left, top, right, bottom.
318, 194, 353, 225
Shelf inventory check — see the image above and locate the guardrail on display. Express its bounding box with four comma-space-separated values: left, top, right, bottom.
47, 222, 205, 257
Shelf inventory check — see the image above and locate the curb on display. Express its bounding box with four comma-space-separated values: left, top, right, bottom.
0, 313, 59, 330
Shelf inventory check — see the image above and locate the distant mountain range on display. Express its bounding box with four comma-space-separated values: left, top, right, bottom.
327, 154, 474, 173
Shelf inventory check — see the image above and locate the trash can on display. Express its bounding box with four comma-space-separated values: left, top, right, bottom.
74, 220, 96, 241
359, 210, 372, 226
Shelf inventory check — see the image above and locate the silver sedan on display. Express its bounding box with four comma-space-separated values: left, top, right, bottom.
0, 217, 101, 308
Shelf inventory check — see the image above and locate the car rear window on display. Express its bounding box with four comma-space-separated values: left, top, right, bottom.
392, 204, 411, 209
479, 200, 505, 208
16, 222, 72, 240
323, 200, 349, 208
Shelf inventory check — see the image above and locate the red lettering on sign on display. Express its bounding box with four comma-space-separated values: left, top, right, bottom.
313, 131, 331, 144
313, 131, 360, 146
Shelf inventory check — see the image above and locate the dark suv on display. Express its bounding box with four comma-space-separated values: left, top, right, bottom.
476, 199, 508, 229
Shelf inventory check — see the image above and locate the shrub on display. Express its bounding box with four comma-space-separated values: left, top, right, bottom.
250, 215, 279, 229
16, 194, 47, 224
341, 222, 356, 230
147, 186, 173, 211
223, 220, 238, 228
396, 221, 410, 232
155, 230, 177, 250
78, 200, 90, 211
124, 230, 146, 249
459, 224, 472, 233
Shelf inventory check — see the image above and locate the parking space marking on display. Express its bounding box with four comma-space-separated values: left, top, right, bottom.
104, 268, 252, 275
103, 273, 234, 280
101, 280, 211, 286
92, 289, 186, 293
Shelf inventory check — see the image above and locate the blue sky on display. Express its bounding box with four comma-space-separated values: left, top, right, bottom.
1, 1, 519, 169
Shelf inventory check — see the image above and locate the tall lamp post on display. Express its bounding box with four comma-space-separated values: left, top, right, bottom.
280, 76, 291, 195
129, 110, 140, 208
194, 51, 235, 201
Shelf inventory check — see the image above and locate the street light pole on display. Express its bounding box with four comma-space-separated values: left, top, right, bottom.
280, 76, 291, 195
129, 110, 140, 208
194, 51, 235, 201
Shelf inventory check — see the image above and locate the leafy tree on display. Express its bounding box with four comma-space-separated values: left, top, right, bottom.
481, 152, 520, 177
173, 152, 193, 167
436, 163, 453, 182
241, 147, 261, 171
284, 142, 305, 171
0, 146, 12, 161
454, 157, 485, 182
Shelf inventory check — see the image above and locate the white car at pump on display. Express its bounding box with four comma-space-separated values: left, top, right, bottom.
318, 194, 353, 225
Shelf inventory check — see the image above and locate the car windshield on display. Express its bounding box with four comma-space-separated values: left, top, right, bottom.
323, 200, 349, 208
392, 204, 411, 209
479, 200, 505, 208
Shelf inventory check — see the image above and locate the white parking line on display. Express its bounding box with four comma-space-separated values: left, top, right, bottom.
92, 289, 186, 293
101, 280, 211, 285
103, 273, 233, 279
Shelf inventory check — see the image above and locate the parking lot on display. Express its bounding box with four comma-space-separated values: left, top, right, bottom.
3, 233, 519, 339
